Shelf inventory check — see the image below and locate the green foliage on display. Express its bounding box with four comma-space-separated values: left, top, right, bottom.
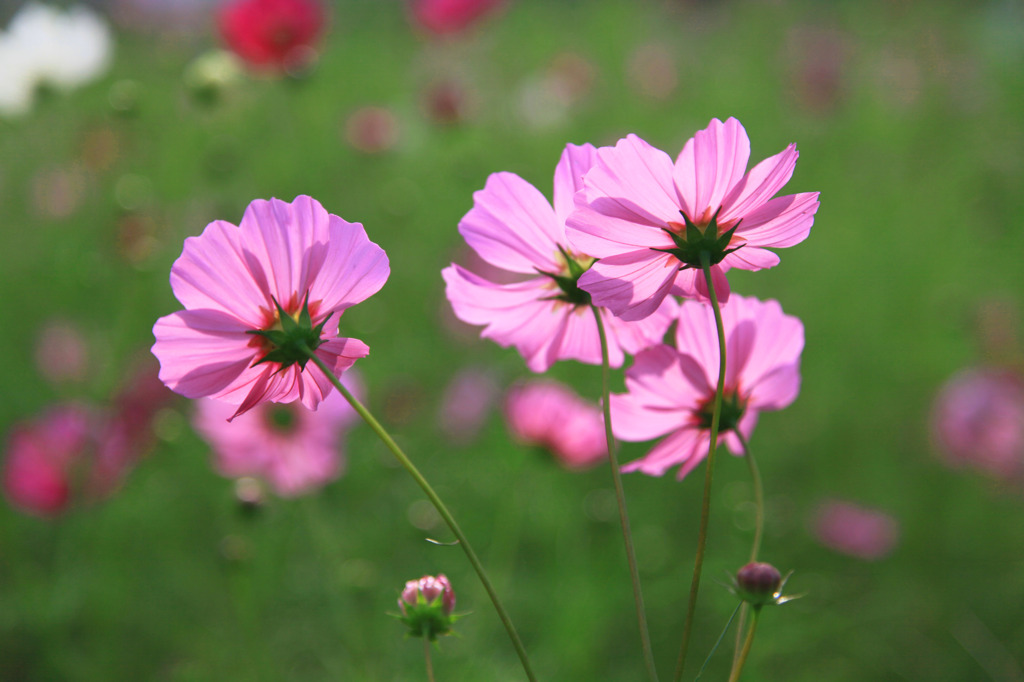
2, 0, 1023, 680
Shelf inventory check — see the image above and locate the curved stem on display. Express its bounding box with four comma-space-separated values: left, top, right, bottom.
728, 608, 761, 682
736, 433, 762, 563
424, 639, 436, 682
302, 350, 537, 682
591, 305, 660, 682
673, 252, 728, 682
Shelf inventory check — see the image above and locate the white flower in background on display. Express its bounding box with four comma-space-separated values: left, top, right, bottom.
0, 3, 113, 117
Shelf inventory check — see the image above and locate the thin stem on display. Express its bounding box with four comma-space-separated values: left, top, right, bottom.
424, 639, 436, 682
694, 603, 741, 681
727, 608, 761, 682
673, 252, 728, 682
731, 434, 762, 670
302, 349, 537, 682
591, 305, 660, 682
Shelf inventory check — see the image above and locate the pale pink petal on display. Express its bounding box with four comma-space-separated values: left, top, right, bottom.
719, 144, 799, 224
169, 220, 270, 326
459, 172, 563, 273
442, 265, 570, 372
578, 251, 679, 321
238, 196, 332, 307
609, 390, 688, 442
734, 192, 819, 248
670, 265, 732, 304
152, 309, 255, 399
672, 117, 751, 220
565, 202, 673, 258
747, 363, 801, 411
621, 427, 706, 479
723, 246, 780, 271
552, 142, 598, 224
555, 305, 608, 367
736, 298, 805, 393
604, 295, 678, 357
674, 299, 720, 384
583, 134, 681, 226
307, 217, 390, 314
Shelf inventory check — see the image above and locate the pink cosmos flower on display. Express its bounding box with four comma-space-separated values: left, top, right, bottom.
931, 367, 1024, 478
505, 380, 605, 470
3, 405, 130, 517
812, 500, 899, 561
442, 143, 677, 372
152, 195, 389, 420
218, 0, 324, 70
439, 367, 499, 445
567, 117, 820, 320
612, 295, 803, 480
193, 373, 361, 496
409, 0, 503, 36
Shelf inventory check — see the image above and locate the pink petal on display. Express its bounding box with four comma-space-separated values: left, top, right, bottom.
723, 246, 780, 271
565, 202, 673, 258
604, 295, 678, 357
552, 142, 598, 225
670, 265, 733, 305
169, 219, 270, 326
621, 427, 706, 479
672, 117, 751, 221
578, 251, 679, 321
459, 172, 563, 274
719, 143, 799, 224
152, 309, 256, 399
308, 217, 390, 314
734, 191, 819, 248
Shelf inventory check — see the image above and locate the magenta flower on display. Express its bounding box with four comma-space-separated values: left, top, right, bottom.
567, 117, 820, 320
152, 195, 389, 420
812, 500, 899, 561
193, 373, 361, 496
612, 295, 803, 480
931, 367, 1024, 478
505, 379, 605, 470
409, 0, 504, 36
3, 405, 129, 517
398, 573, 458, 640
442, 143, 676, 372
218, 0, 324, 71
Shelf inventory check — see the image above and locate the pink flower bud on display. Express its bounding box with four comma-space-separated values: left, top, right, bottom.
396, 574, 458, 640
735, 562, 782, 608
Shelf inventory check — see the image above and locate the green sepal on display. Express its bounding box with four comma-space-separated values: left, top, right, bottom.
246, 293, 329, 370
651, 207, 746, 269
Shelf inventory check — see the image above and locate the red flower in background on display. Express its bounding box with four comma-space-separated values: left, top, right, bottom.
410, 0, 504, 36
218, 0, 324, 69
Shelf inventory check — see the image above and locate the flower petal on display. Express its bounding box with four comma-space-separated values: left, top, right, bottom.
734, 191, 819, 248
152, 309, 256, 399
578, 251, 679, 321
309, 216, 390, 315
459, 172, 563, 273
552, 142, 598, 225
719, 143, 798, 224
672, 117, 751, 220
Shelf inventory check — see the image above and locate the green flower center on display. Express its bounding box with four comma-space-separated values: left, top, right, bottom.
652, 207, 745, 269
695, 389, 746, 432
247, 293, 328, 370
536, 245, 595, 306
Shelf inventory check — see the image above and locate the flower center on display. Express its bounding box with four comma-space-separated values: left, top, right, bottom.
652, 207, 744, 269
264, 404, 299, 433
246, 293, 329, 370
695, 388, 746, 432
536, 245, 595, 306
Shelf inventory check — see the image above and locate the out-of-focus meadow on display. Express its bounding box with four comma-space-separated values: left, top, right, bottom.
2, 0, 1023, 680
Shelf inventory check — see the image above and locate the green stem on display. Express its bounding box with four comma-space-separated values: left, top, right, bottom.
424, 638, 436, 682
302, 349, 537, 682
737, 433, 762, 563
728, 609, 761, 682
591, 305, 660, 682
672, 252, 728, 682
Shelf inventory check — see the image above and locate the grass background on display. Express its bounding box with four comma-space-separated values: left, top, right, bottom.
1, 0, 1023, 679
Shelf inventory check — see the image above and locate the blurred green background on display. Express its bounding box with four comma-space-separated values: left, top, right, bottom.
2, 0, 1023, 680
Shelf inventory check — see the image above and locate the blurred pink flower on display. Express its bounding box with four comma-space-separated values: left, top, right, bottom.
931, 367, 1024, 478
193, 372, 361, 496
505, 380, 605, 470
613, 295, 803, 480
152, 195, 389, 420
35, 318, 89, 384
218, 0, 323, 70
343, 106, 400, 154
443, 143, 677, 372
567, 117, 820, 320
813, 500, 899, 561
439, 367, 498, 444
409, 0, 503, 36
3, 405, 130, 517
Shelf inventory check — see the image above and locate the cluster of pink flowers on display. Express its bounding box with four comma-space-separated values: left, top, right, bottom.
446, 117, 818, 480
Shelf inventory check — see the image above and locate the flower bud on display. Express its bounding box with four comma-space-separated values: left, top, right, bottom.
397, 574, 458, 640
735, 562, 782, 608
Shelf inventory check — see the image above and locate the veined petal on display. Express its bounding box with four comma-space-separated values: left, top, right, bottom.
459, 171, 563, 273
604, 295, 678, 357
578, 251, 679, 321
673, 117, 751, 220
748, 362, 801, 411
621, 427, 707, 480
169, 220, 270, 326
719, 143, 798, 224
574, 133, 680, 228
734, 191, 819, 248
609, 390, 689, 442
622, 344, 706, 413
554, 305, 608, 367
723, 246, 780, 271
552, 142, 598, 225
152, 309, 256, 399
309, 217, 390, 314
565, 203, 673, 258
